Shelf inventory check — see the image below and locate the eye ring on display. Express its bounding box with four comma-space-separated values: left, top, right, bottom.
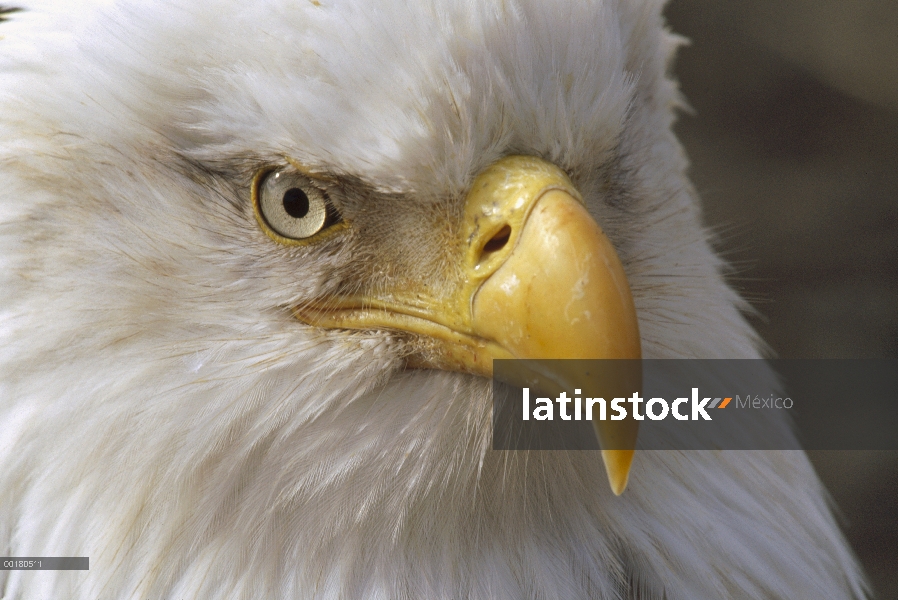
252, 168, 346, 246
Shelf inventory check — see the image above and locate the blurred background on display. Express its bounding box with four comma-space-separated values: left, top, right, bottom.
664, 0, 898, 596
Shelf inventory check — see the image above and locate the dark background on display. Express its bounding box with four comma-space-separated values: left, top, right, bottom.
664, 1, 898, 596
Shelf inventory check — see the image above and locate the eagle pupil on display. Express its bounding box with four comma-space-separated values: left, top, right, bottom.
282, 188, 310, 219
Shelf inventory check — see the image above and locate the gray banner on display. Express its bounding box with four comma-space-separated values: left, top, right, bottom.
492, 359, 898, 450
0, 557, 89, 570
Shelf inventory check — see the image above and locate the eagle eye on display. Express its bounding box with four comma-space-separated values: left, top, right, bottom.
253, 169, 342, 243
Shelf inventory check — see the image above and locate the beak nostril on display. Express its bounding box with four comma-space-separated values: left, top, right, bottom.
481, 225, 511, 257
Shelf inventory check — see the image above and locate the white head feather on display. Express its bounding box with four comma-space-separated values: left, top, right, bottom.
0, 1, 867, 598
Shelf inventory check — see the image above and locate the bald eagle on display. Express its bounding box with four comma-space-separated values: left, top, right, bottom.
0, 1, 868, 598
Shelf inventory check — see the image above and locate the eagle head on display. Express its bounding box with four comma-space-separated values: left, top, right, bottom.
0, 1, 867, 598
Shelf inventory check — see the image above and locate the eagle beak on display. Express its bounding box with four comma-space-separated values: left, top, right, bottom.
295, 155, 641, 495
